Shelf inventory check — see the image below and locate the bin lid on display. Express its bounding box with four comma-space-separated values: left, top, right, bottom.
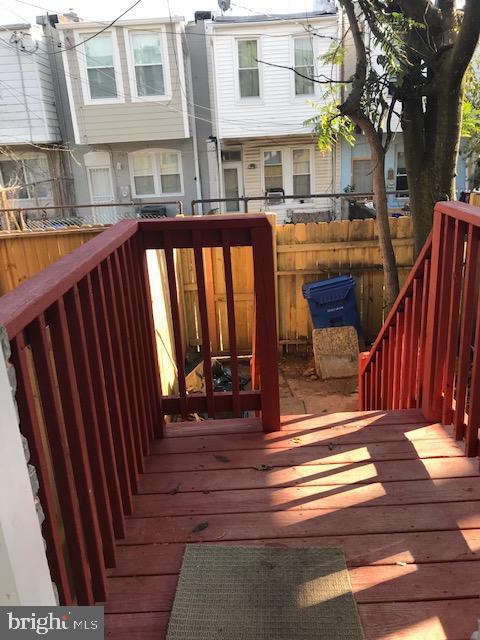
302, 275, 356, 303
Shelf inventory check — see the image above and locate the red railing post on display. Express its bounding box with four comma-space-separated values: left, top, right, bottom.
442, 220, 467, 425
466, 295, 480, 456
222, 230, 241, 418
453, 224, 480, 440
11, 333, 73, 605
251, 223, 280, 432
422, 209, 446, 421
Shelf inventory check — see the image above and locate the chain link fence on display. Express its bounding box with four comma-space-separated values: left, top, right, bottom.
0, 201, 184, 233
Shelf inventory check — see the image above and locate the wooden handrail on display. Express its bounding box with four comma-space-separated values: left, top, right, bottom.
360, 201, 480, 457
360, 232, 432, 374
0, 213, 280, 606
0, 220, 138, 337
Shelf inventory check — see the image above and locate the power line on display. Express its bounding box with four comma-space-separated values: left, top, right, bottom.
66, 40, 311, 131
0, 11, 326, 137
0, 39, 312, 135
229, 1, 338, 40
50, 0, 143, 54
9, 0, 337, 40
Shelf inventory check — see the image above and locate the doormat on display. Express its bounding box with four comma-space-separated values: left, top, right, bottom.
166, 545, 364, 639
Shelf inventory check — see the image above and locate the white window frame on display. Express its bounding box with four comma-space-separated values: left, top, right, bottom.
123, 26, 172, 102
262, 148, 284, 193
129, 149, 184, 198
292, 146, 313, 196
290, 34, 318, 100
261, 146, 315, 197
74, 28, 125, 105
234, 37, 262, 102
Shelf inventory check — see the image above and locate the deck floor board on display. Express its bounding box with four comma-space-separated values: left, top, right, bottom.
104, 412, 480, 639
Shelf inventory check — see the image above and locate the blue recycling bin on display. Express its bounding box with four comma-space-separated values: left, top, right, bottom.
302, 275, 360, 331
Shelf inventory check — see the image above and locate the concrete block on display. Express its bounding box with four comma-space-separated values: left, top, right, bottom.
312, 326, 359, 380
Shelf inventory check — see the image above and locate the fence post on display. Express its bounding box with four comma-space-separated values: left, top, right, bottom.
0, 330, 56, 605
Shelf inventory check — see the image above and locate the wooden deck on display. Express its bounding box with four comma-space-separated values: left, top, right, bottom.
103, 410, 480, 640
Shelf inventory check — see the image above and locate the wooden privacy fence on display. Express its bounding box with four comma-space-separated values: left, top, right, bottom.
0, 228, 102, 295
0, 216, 414, 346
177, 215, 414, 350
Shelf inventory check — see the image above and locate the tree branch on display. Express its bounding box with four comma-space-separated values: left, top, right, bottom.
384, 95, 398, 151
395, 0, 442, 31
448, 0, 480, 88
338, 0, 367, 114
255, 58, 352, 84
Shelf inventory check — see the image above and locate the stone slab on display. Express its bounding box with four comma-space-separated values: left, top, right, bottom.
313, 327, 359, 380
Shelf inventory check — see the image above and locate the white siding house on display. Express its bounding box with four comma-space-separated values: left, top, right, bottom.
0, 24, 61, 145
205, 10, 342, 220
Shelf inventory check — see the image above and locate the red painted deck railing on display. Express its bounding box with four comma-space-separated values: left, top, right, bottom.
0, 214, 279, 606
360, 201, 480, 456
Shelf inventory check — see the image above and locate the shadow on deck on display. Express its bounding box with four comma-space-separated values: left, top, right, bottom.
103, 409, 480, 640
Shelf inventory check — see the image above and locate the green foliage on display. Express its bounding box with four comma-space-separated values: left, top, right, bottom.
462, 101, 480, 139
304, 101, 355, 152
321, 43, 346, 67
462, 57, 480, 158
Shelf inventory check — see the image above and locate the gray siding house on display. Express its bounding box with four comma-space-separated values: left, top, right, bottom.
56, 16, 200, 221
0, 22, 73, 221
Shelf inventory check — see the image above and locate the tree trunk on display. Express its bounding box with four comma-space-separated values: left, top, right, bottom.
406, 169, 434, 256
371, 148, 400, 311
402, 42, 469, 256
354, 115, 400, 311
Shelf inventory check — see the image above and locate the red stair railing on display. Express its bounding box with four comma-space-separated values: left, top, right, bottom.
0, 214, 279, 606
360, 201, 480, 456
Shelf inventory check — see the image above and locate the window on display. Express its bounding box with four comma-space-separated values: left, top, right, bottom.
292, 149, 311, 195
0, 155, 52, 200
132, 154, 155, 195
237, 40, 259, 98
159, 152, 182, 193
294, 36, 314, 95
84, 34, 118, 99
264, 150, 283, 191
262, 147, 315, 196
130, 32, 165, 97
396, 151, 408, 191
221, 149, 242, 162
130, 150, 183, 196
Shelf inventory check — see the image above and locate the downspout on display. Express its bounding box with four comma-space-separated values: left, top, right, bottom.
191, 113, 202, 213
180, 24, 202, 214
210, 32, 225, 212
185, 51, 202, 213
216, 137, 223, 213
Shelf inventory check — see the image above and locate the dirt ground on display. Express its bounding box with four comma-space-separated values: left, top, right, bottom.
278, 353, 358, 416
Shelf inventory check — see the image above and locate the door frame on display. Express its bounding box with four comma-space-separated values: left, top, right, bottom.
351, 157, 373, 194
222, 161, 244, 213
86, 164, 116, 223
